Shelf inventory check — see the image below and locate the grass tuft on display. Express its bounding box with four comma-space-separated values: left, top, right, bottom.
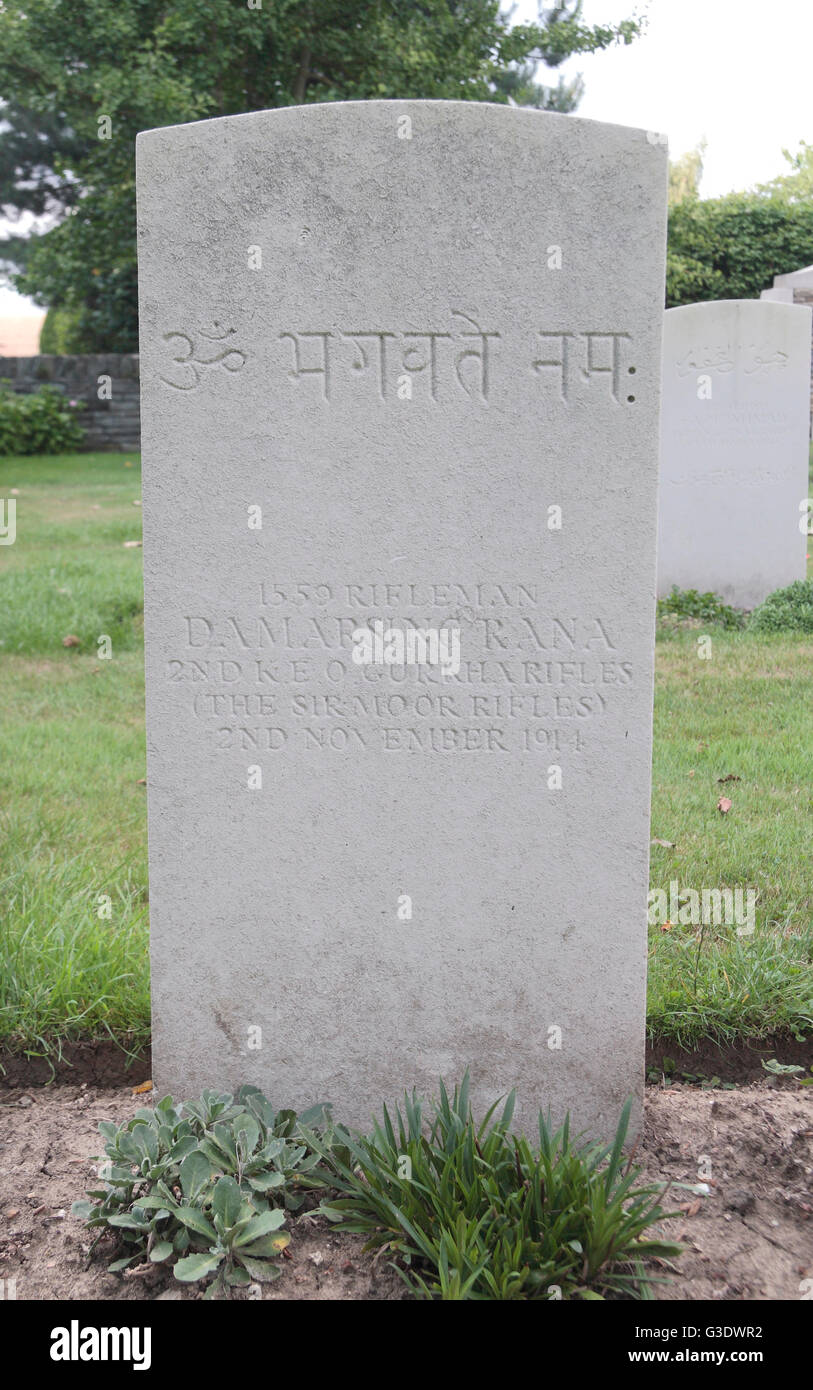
309, 1076, 682, 1300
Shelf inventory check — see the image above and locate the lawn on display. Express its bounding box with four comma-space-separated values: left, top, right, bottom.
0, 454, 149, 1061
0, 453, 810, 1063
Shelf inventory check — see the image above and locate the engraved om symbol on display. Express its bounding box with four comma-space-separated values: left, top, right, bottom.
159, 323, 247, 391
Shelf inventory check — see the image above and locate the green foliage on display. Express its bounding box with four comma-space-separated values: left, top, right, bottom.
0, 0, 640, 350
748, 579, 813, 633
657, 586, 746, 629
664, 252, 727, 306
756, 140, 813, 204
761, 1057, 805, 1076
0, 99, 84, 221
668, 141, 706, 208
490, 50, 585, 113
39, 306, 85, 354
666, 194, 813, 306
310, 1077, 681, 1300
72, 1087, 334, 1298
0, 383, 84, 457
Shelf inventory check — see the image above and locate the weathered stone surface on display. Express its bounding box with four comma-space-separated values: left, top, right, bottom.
658, 300, 811, 609
137, 101, 667, 1136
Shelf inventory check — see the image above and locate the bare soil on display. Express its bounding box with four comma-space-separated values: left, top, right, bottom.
0, 1080, 809, 1302
637, 1083, 812, 1301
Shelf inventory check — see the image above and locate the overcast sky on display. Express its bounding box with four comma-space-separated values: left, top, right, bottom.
2, 0, 811, 319
531, 0, 812, 196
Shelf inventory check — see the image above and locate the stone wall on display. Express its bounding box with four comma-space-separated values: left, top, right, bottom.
0, 354, 140, 451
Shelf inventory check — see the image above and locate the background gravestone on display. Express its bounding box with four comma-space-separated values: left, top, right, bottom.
760, 268, 813, 428
658, 299, 811, 610
137, 101, 667, 1137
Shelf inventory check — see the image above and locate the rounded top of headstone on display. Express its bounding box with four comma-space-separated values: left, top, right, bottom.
666, 298, 812, 322
773, 264, 813, 288
136, 97, 668, 154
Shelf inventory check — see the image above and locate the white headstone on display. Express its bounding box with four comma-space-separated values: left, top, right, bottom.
773, 264, 813, 289
137, 101, 667, 1137
760, 287, 794, 303
658, 299, 811, 609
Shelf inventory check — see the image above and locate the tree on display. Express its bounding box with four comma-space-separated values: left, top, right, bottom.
39, 306, 84, 354
666, 136, 813, 306
666, 193, 813, 307
668, 140, 705, 207
490, 59, 584, 111
756, 140, 813, 205
0, 0, 640, 350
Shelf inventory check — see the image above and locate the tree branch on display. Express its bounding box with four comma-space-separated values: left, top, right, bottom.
293, 46, 311, 104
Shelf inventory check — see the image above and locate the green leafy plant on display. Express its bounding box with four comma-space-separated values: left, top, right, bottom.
306, 1075, 682, 1300
748, 579, 813, 633
761, 1058, 805, 1076
657, 586, 745, 629
0, 381, 84, 456
72, 1087, 333, 1298
144, 1172, 290, 1296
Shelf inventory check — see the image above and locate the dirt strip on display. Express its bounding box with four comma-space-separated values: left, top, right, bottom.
3, 1034, 809, 1090
0, 1080, 809, 1301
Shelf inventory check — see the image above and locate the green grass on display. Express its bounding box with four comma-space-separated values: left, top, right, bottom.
649, 632, 812, 1046
0, 453, 149, 1061
0, 452, 144, 654
0, 452, 810, 1061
